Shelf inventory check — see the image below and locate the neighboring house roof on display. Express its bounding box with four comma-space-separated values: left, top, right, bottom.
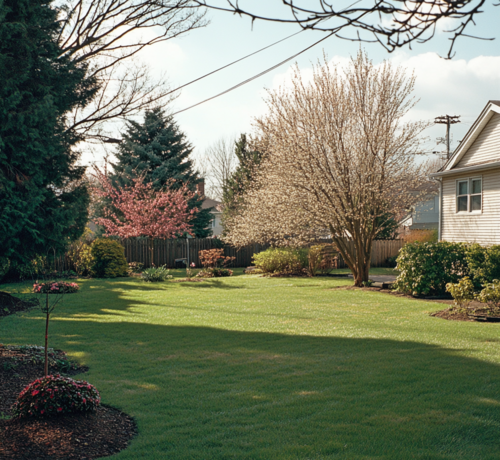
201, 197, 222, 212
431, 100, 500, 178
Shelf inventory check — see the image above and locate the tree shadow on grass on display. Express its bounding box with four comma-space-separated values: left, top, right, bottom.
45, 319, 500, 459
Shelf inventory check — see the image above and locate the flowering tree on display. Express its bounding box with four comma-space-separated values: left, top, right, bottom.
224, 52, 429, 286
93, 168, 195, 265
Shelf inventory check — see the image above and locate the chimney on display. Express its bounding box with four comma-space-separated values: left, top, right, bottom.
196, 180, 205, 197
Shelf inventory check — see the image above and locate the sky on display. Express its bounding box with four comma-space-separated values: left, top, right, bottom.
81, 1, 500, 173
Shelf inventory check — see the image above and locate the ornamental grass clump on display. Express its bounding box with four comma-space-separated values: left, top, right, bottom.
33, 281, 79, 294
141, 265, 172, 282
12, 375, 100, 419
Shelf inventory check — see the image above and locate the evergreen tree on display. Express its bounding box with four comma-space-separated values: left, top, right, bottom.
111, 108, 213, 237
0, 0, 98, 262
222, 134, 263, 230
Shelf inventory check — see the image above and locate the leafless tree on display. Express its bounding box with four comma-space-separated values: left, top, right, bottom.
197, 137, 238, 200
194, 0, 493, 58
58, 0, 207, 143
224, 52, 429, 286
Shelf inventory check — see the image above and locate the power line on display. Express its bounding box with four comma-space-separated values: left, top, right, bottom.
171, 32, 335, 117
166, 30, 304, 97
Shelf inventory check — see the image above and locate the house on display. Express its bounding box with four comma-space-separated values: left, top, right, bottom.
202, 197, 223, 237
430, 100, 500, 244
399, 182, 439, 231
196, 180, 223, 237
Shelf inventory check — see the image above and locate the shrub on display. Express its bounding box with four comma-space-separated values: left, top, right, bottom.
0, 257, 10, 281
33, 281, 79, 294
8, 255, 47, 281
199, 249, 235, 268
128, 261, 144, 274
252, 248, 308, 274
394, 242, 468, 296
446, 277, 475, 310
476, 280, 500, 315
386, 255, 398, 268
466, 244, 500, 288
308, 245, 323, 276
12, 374, 100, 418
196, 267, 233, 278
141, 265, 172, 282
90, 238, 128, 278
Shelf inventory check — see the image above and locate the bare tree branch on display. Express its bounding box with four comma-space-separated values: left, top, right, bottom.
58, 0, 207, 142
193, 0, 494, 58
197, 138, 238, 200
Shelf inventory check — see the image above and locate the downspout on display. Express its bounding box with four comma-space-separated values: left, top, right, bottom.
438, 178, 443, 241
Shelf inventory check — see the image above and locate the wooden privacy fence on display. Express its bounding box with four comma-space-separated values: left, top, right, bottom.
121, 238, 269, 268
54, 238, 403, 271
319, 239, 404, 268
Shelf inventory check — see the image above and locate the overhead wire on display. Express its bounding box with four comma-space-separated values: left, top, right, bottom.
165, 29, 304, 97
171, 31, 335, 116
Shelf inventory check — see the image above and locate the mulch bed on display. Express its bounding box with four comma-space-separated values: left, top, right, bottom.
0, 292, 38, 318
0, 346, 137, 459
171, 278, 206, 283
330, 285, 500, 323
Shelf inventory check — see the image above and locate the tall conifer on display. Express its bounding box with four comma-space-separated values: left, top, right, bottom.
111, 108, 213, 237
0, 0, 98, 261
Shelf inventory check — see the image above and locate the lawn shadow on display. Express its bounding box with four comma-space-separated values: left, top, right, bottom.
45, 292, 500, 459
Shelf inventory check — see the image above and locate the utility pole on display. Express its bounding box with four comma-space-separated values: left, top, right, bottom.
434, 115, 460, 159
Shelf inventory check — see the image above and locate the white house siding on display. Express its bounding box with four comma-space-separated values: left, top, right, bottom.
441, 167, 500, 244
457, 113, 500, 167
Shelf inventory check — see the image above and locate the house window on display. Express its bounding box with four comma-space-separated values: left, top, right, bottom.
456, 177, 482, 212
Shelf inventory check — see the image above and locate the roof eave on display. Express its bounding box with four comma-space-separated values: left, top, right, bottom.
430, 160, 500, 178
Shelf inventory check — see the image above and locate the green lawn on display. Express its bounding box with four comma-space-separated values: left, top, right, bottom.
2, 270, 500, 459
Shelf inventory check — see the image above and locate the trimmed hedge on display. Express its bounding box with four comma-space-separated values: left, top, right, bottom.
394, 242, 469, 296
252, 248, 308, 274
90, 238, 129, 278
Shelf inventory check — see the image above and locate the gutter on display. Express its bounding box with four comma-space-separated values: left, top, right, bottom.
430, 161, 500, 178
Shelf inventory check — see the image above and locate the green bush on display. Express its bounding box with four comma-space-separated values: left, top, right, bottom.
476, 280, 500, 315
0, 257, 10, 281
465, 244, 500, 288
252, 248, 308, 274
446, 276, 475, 310
12, 374, 100, 418
394, 242, 469, 296
90, 238, 128, 278
8, 255, 47, 281
307, 245, 323, 276
196, 267, 233, 278
141, 265, 172, 282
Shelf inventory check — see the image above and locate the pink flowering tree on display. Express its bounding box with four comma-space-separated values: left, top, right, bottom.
93, 168, 196, 266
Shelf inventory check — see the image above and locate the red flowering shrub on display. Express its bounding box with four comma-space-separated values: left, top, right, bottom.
12, 375, 100, 418
33, 281, 80, 294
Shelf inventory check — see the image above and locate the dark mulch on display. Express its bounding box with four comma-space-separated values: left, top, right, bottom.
0, 405, 136, 460
171, 278, 206, 283
0, 292, 38, 318
0, 346, 137, 459
430, 308, 474, 322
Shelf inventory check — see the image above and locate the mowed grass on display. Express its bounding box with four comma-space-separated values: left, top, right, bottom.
2, 269, 500, 459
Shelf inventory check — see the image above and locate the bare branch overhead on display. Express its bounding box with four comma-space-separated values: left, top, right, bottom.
193, 0, 493, 58
58, 1, 207, 143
